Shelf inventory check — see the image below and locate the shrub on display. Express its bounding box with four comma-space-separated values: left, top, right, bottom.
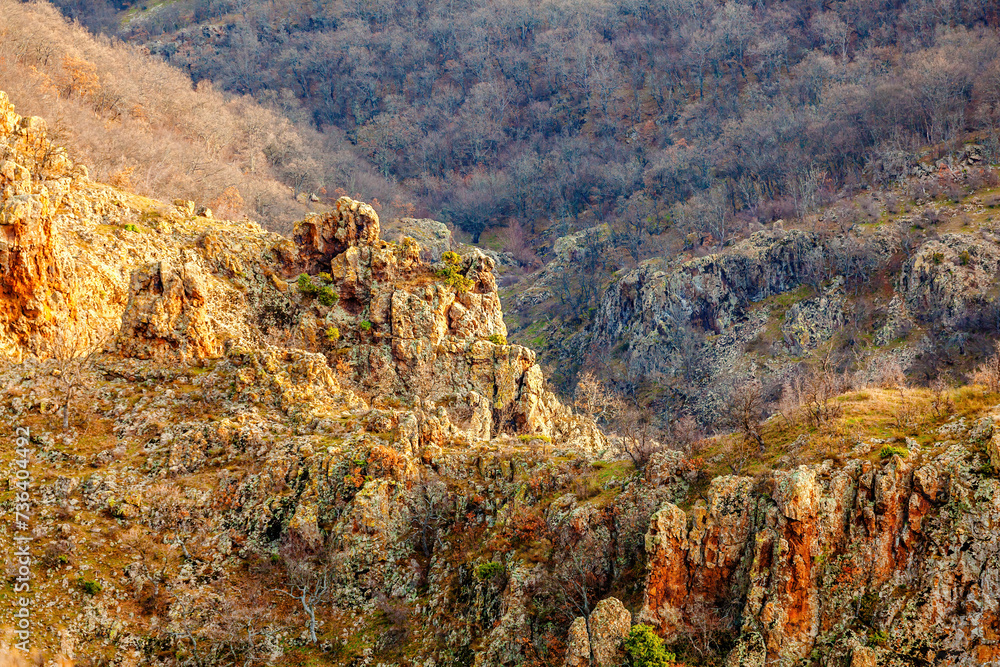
318, 285, 339, 306
625, 624, 675, 667
441, 250, 461, 265
488, 333, 508, 345
879, 445, 908, 459
359, 320, 373, 332
325, 326, 340, 342
474, 561, 505, 581
868, 629, 890, 647
317, 272, 333, 284
123, 223, 139, 232
436, 264, 474, 292
77, 578, 102, 595
297, 273, 317, 295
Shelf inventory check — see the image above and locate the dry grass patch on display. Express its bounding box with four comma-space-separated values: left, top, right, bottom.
695, 384, 999, 480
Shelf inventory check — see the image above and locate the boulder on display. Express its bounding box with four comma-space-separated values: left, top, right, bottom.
564, 597, 632, 667
294, 196, 381, 273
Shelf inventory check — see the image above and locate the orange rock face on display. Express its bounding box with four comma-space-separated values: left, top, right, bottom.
0, 92, 70, 354
641, 449, 1000, 664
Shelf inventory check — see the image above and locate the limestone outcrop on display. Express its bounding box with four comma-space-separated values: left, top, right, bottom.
564, 597, 632, 667
640, 442, 1000, 664
292, 196, 382, 273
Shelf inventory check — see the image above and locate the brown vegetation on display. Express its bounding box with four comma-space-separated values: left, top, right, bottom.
0, 0, 404, 232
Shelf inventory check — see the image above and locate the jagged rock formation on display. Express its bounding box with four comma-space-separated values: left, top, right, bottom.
513, 220, 1000, 419
5, 89, 1000, 667
293, 197, 382, 274
640, 434, 1000, 665
0, 90, 602, 450
899, 233, 1000, 328
564, 597, 633, 667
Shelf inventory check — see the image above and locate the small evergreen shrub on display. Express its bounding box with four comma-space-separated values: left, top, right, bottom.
360, 320, 373, 332
879, 445, 908, 459
325, 326, 340, 342
624, 624, 675, 667
123, 224, 139, 232
318, 285, 339, 306
488, 333, 508, 345
77, 578, 102, 595
474, 562, 505, 580
437, 264, 474, 292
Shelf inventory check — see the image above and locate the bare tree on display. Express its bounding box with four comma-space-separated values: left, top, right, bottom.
614, 405, 664, 470
50, 330, 106, 432
272, 533, 330, 644
573, 371, 623, 425
409, 474, 450, 583
972, 341, 1000, 393
722, 379, 765, 451
803, 357, 844, 428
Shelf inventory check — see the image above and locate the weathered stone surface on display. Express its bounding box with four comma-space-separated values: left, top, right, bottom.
382, 217, 454, 260
293, 196, 381, 273
564, 597, 631, 667
640, 451, 1000, 664
724, 633, 766, 667
564, 617, 591, 667
899, 233, 1000, 328
116, 256, 249, 361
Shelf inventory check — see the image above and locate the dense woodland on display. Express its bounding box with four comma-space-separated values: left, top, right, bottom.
46, 0, 1000, 248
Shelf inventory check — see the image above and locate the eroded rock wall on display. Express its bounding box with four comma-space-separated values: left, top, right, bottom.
641, 441, 1000, 665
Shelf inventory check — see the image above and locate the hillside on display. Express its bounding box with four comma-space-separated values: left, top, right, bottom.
56, 0, 1000, 248
3, 86, 1000, 667
0, 0, 404, 233
503, 148, 1000, 437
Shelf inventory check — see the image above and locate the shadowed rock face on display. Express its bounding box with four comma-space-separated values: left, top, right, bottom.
640, 442, 1000, 665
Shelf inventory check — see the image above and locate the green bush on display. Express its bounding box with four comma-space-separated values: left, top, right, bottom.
325, 326, 340, 342
868, 629, 889, 647
488, 333, 508, 345
436, 264, 474, 292
474, 561, 505, 581
360, 320, 373, 332
123, 223, 139, 233
441, 250, 461, 265
624, 624, 675, 667
297, 273, 317, 295
879, 445, 908, 459
77, 578, 102, 595
318, 285, 339, 306
317, 272, 333, 284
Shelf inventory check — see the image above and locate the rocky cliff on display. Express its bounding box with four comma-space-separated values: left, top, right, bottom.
641, 430, 1000, 665
2, 89, 999, 667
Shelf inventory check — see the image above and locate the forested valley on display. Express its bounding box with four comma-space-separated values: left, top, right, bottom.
49, 0, 1000, 247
